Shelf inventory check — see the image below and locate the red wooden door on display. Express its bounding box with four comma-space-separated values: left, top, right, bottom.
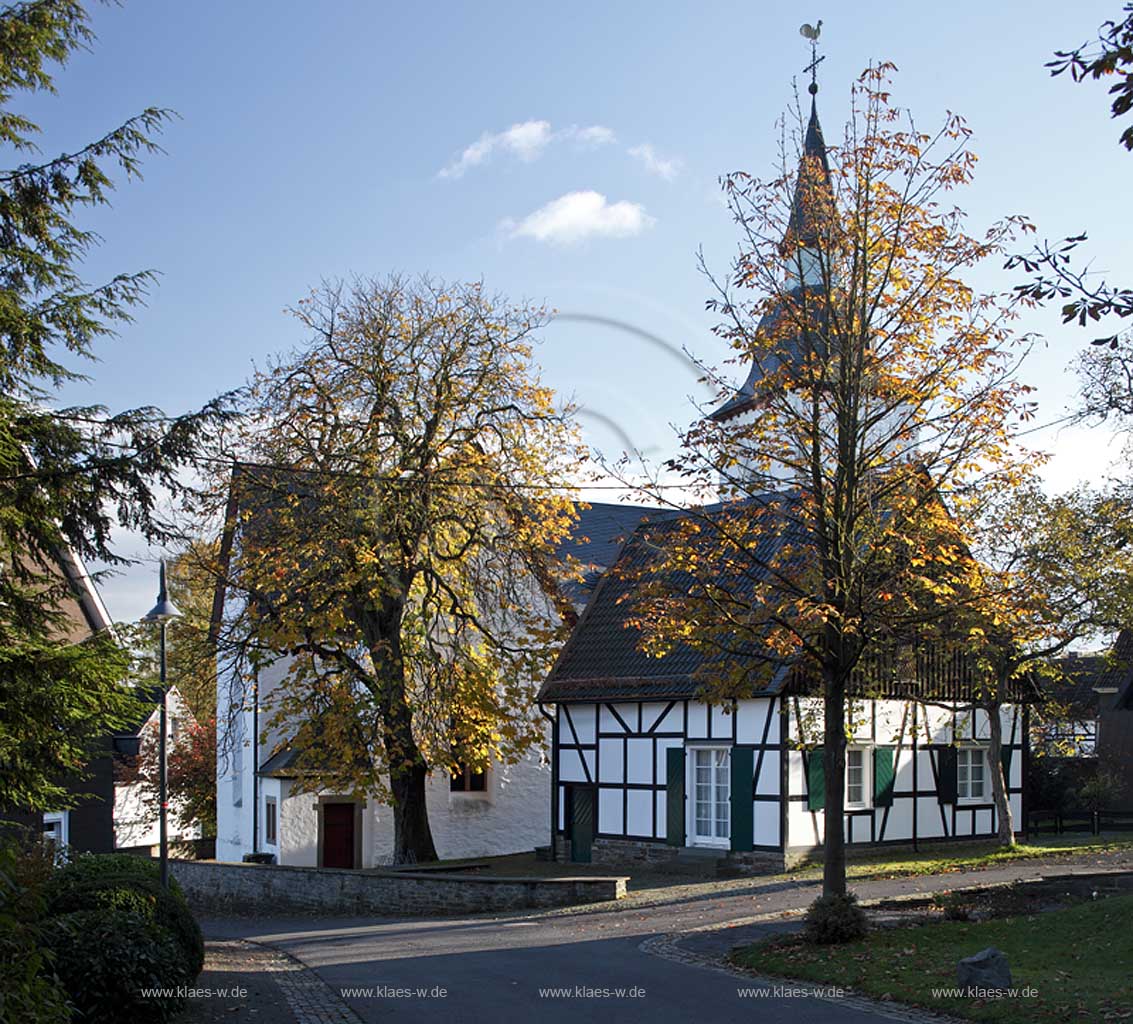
322, 803, 355, 868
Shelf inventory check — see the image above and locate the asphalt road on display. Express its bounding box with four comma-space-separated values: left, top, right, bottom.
204, 849, 1133, 1024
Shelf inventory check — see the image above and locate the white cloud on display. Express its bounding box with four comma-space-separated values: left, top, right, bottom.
628, 143, 682, 181
571, 125, 617, 147
438, 121, 615, 179
439, 120, 553, 179
503, 190, 655, 245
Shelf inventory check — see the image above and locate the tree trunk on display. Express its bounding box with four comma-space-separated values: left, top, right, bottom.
382, 683, 439, 864
363, 603, 439, 865
823, 663, 848, 897
986, 698, 1015, 847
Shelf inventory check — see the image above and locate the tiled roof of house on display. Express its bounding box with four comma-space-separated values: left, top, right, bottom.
539, 498, 1041, 706
540, 501, 804, 703
553, 501, 667, 604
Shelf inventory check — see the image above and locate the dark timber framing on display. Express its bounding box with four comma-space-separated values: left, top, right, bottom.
550, 695, 1026, 858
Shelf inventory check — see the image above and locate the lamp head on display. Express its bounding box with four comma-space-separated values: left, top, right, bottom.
142, 560, 182, 622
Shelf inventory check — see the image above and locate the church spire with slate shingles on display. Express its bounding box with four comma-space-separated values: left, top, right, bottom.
710, 32, 833, 425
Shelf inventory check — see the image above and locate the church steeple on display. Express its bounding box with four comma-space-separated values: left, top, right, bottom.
788, 96, 832, 251
711, 43, 834, 426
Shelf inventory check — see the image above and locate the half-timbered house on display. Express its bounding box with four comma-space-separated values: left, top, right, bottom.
538, 517, 1032, 871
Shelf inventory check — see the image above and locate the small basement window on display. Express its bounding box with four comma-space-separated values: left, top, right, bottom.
450, 764, 487, 793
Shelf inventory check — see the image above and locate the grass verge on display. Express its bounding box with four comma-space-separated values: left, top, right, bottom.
789, 835, 1133, 882
731, 893, 1133, 1023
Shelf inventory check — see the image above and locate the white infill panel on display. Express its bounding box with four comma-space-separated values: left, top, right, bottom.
626, 738, 653, 785
598, 738, 625, 783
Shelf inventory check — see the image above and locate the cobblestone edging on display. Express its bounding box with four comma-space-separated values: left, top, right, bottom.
243, 940, 364, 1024
639, 914, 969, 1024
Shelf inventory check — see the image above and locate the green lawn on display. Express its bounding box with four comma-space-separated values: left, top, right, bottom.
789, 835, 1133, 882
731, 893, 1133, 1023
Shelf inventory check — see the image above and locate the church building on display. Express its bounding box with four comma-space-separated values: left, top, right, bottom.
537, 75, 1034, 872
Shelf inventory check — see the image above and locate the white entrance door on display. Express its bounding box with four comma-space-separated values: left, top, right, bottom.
690, 747, 730, 847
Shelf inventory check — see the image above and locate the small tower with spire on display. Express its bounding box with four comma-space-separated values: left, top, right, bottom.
709, 24, 838, 488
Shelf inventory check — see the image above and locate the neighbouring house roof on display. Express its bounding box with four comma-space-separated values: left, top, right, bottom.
539, 499, 1040, 706
257, 745, 303, 778
110, 684, 196, 764
209, 460, 666, 636
1044, 632, 1133, 714
1045, 654, 1111, 717
1104, 630, 1133, 710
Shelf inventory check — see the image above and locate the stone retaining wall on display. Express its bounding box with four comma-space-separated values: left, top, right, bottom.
554, 836, 786, 875
170, 859, 626, 917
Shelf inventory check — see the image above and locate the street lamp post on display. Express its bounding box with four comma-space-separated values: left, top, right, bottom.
142, 560, 181, 889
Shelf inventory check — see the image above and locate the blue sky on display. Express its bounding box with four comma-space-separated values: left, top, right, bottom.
22, 1, 1132, 619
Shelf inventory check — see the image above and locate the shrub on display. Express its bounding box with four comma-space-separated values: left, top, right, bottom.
803, 891, 868, 945
0, 842, 70, 1024
43, 909, 186, 1024
42, 852, 177, 897
935, 891, 973, 921
44, 855, 203, 979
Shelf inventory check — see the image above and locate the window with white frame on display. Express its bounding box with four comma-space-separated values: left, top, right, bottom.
845, 747, 871, 809
43, 812, 68, 861
690, 747, 730, 846
957, 746, 987, 802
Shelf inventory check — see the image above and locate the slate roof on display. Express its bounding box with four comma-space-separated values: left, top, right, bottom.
711, 97, 834, 425
258, 745, 303, 777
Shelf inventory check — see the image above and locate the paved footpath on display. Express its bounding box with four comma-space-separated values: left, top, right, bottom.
200, 848, 1133, 1024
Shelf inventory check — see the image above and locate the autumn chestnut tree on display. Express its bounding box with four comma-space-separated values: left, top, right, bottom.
209, 277, 582, 863
946, 482, 1133, 846
620, 66, 1045, 899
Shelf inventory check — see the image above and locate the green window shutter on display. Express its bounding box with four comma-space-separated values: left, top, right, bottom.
806, 747, 825, 811
665, 747, 685, 847
1000, 745, 1013, 784
937, 746, 958, 804
873, 747, 895, 807
730, 746, 754, 852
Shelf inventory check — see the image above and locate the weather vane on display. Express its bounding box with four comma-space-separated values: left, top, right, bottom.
800, 20, 824, 94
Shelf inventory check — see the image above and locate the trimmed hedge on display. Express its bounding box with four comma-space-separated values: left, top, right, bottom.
39, 853, 204, 1023
44, 856, 203, 977
43, 908, 187, 1024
